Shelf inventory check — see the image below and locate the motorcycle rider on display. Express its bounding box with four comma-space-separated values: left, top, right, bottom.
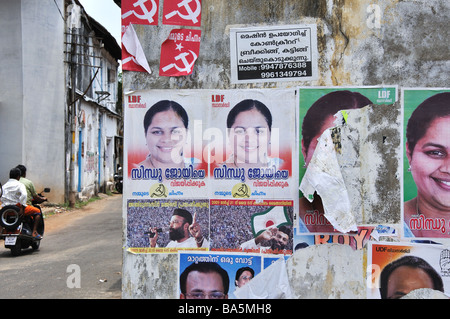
16, 165, 46, 205
0, 167, 42, 239
16, 164, 45, 239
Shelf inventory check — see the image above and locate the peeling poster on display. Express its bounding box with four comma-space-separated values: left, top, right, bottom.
298, 86, 398, 234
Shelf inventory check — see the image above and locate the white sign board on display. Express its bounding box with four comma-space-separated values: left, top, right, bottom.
230, 24, 318, 83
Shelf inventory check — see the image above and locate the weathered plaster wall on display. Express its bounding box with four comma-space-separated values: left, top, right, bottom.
124, 0, 449, 91
287, 244, 365, 298
339, 102, 401, 225
122, 0, 449, 299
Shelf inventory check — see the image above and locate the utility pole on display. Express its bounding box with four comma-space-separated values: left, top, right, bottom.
65, 25, 77, 208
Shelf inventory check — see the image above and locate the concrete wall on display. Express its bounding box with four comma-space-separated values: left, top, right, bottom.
0, 0, 65, 203
0, 0, 25, 179
122, 0, 449, 299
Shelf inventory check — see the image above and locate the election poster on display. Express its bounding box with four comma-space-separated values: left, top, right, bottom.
127, 199, 209, 253
123, 88, 297, 255
367, 241, 450, 299
209, 88, 296, 200
124, 89, 209, 199
297, 86, 398, 234
210, 199, 294, 255
230, 24, 318, 83
178, 251, 262, 299
402, 88, 450, 239
293, 226, 375, 252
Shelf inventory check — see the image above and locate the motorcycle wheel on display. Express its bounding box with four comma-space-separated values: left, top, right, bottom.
10, 240, 21, 256
0, 206, 21, 230
35, 213, 45, 237
31, 240, 40, 250
115, 182, 123, 194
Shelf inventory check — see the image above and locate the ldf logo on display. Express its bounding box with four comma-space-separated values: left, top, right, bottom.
128, 95, 142, 103
212, 95, 224, 102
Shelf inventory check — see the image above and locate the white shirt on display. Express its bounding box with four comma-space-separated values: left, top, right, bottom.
1, 178, 27, 207
166, 236, 209, 248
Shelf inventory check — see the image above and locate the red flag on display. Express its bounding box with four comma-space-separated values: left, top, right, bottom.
163, 0, 202, 27
159, 29, 201, 77
121, 0, 159, 26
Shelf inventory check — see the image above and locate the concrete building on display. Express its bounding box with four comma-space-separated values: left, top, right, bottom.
0, 0, 122, 204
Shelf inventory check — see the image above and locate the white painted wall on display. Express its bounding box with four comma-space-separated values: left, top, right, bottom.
0, 0, 65, 203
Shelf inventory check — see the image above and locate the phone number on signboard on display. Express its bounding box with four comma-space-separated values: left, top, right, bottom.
261, 70, 308, 78
260, 62, 307, 70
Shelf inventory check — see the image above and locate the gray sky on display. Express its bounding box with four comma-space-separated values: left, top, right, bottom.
78, 0, 121, 45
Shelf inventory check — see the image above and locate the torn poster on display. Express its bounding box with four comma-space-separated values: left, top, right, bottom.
234, 257, 292, 299
122, 24, 152, 74
299, 128, 357, 233
294, 226, 374, 251
121, 0, 159, 26
298, 86, 399, 234
159, 29, 201, 76
300, 102, 402, 233
163, 0, 202, 27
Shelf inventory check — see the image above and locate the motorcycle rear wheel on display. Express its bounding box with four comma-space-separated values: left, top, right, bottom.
31, 240, 40, 250
0, 206, 21, 230
10, 240, 21, 256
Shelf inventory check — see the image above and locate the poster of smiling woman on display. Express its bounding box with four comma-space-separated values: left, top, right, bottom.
124, 89, 209, 199
403, 88, 450, 239
209, 89, 296, 200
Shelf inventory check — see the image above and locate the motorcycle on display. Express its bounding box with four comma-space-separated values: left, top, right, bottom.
0, 188, 50, 256
114, 167, 123, 194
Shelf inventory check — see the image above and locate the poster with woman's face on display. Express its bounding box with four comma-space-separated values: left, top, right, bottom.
298, 86, 398, 234
208, 89, 296, 200
402, 88, 450, 239
124, 89, 209, 199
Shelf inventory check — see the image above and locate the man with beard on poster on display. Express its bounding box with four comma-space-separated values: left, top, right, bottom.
149, 208, 208, 249
240, 225, 291, 253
